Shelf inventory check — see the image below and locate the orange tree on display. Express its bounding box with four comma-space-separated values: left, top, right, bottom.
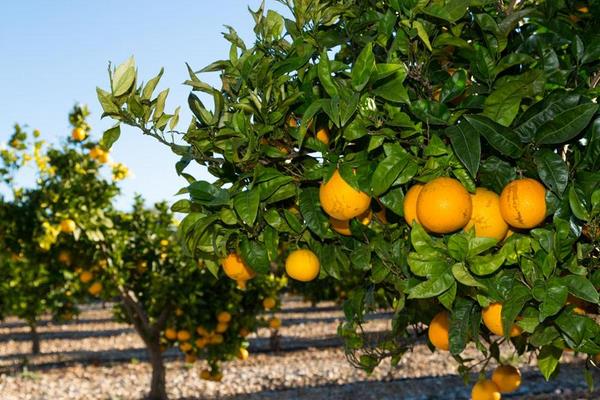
0, 106, 121, 353
98, 0, 600, 396
99, 197, 284, 400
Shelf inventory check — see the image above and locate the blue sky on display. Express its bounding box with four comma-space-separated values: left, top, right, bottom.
0, 0, 288, 209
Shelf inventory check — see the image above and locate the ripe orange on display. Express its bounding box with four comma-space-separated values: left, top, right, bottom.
237, 348, 249, 361
464, 188, 509, 241
179, 342, 192, 352
499, 178, 546, 229
209, 334, 224, 344
71, 127, 86, 141
319, 169, 371, 220
263, 297, 277, 310
482, 303, 522, 337
471, 379, 501, 400
215, 322, 229, 333
492, 365, 521, 393
285, 249, 320, 282
165, 328, 177, 340
60, 218, 76, 233
329, 209, 372, 236
287, 116, 298, 128
316, 127, 330, 145
217, 311, 232, 323
403, 184, 423, 226
88, 282, 103, 296
269, 317, 282, 329
428, 311, 450, 351
58, 250, 72, 265
177, 330, 191, 342
160, 239, 169, 247
416, 177, 472, 233
79, 271, 93, 283
221, 253, 255, 282
239, 328, 251, 337
195, 337, 208, 348
196, 326, 210, 337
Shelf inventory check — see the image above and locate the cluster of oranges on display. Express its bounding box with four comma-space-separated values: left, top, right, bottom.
57, 248, 104, 296
89, 147, 110, 164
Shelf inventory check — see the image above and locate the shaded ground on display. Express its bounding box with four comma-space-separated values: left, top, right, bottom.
0, 299, 597, 400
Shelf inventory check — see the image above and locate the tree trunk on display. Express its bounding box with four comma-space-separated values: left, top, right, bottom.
28, 322, 40, 354
147, 337, 168, 400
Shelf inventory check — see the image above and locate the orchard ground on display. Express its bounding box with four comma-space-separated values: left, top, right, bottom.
0, 297, 597, 400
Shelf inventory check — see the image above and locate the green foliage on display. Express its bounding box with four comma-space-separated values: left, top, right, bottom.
99, 0, 600, 385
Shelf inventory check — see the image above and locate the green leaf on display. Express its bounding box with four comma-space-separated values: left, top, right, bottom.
538, 346, 562, 381
448, 234, 469, 261
502, 283, 531, 338
534, 149, 568, 197
464, 115, 523, 159
371, 153, 411, 196
535, 103, 599, 145
583, 118, 600, 170
239, 238, 270, 274
468, 253, 505, 276
96, 87, 120, 115
423, 0, 470, 23
372, 71, 409, 104
445, 122, 481, 178
233, 189, 261, 226
112, 57, 136, 97
100, 125, 121, 150
299, 187, 329, 238
188, 181, 230, 206
379, 186, 405, 216
413, 20, 432, 51
318, 50, 339, 98
408, 252, 449, 277
482, 71, 544, 126
467, 237, 498, 257
560, 275, 599, 304
142, 68, 164, 100
539, 281, 568, 320
153, 89, 169, 122
351, 43, 375, 91
452, 263, 486, 288
449, 297, 477, 355
569, 185, 590, 221
408, 271, 454, 299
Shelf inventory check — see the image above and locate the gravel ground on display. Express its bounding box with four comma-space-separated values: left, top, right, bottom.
0, 300, 597, 400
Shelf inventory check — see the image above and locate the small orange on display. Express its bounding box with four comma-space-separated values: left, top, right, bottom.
60, 219, 76, 233
319, 169, 371, 220
285, 249, 320, 282
499, 178, 546, 229
196, 326, 210, 337
482, 303, 522, 337
428, 311, 450, 351
179, 342, 192, 352
165, 328, 177, 340
88, 282, 103, 296
58, 250, 72, 265
316, 127, 330, 145
403, 184, 423, 226
471, 379, 501, 400
464, 188, 509, 241
195, 337, 208, 348
416, 177, 472, 233
79, 271, 93, 283
217, 311, 232, 323
215, 322, 229, 333
237, 348, 249, 361
269, 317, 282, 329
239, 328, 251, 337
492, 365, 521, 393
263, 297, 277, 310
177, 330, 191, 342
221, 253, 255, 282
329, 209, 372, 236
209, 334, 224, 344
71, 127, 86, 141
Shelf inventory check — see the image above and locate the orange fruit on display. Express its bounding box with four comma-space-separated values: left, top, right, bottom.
263, 297, 277, 310
329, 209, 372, 236
499, 178, 546, 229
79, 271, 93, 283
492, 365, 521, 393
71, 127, 86, 141
239, 328, 251, 338
428, 311, 450, 351
177, 330, 191, 342
184, 353, 197, 364
215, 322, 229, 333
319, 169, 371, 220
196, 326, 210, 337
58, 250, 72, 265
316, 127, 330, 145
416, 177, 472, 233
482, 303, 522, 337
88, 282, 103, 296
577, 5, 589, 13
179, 342, 192, 352
285, 249, 320, 282
217, 311, 232, 323
464, 188, 509, 241
269, 317, 282, 329
165, 328, 177, 340
209, 334, 224, 344
287, 116, 298, 128
237, 348, 249, 361
195, 337, 208, 348
221, 253, 255, 282
60, 219, 76, 233
403, 184, 423, 226
471, 379, 501, 400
